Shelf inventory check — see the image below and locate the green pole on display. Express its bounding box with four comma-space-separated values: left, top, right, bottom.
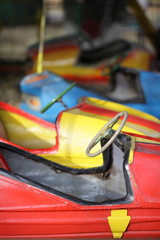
41, 82, 76, 113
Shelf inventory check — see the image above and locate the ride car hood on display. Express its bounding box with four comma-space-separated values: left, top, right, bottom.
130, 139, 160, 204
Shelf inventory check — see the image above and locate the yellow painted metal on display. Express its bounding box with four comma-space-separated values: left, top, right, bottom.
80, 98, 160, 138
42, 47, 79, 66
40, 105, 159, 167
128, 136, 135, 164
121, 50, 151, 70
32, 46, 151, 76
34, 58, 105, 79
1, 98, 160, 169
108, 209, 131, 238
84, 97, 159, 123
135, 136, 160, 144
74, 109, 158, 138
40, 111, 104, 168
0, 110, 56, 149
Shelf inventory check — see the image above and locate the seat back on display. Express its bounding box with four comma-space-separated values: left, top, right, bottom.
78, 39, 131, 64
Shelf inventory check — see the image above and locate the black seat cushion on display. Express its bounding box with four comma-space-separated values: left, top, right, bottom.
78, 39, 131, 65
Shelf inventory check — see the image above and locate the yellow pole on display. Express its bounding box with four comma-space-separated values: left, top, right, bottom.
37, 0, 46, 73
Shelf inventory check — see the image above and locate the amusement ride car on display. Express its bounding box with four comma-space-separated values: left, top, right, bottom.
0, 106, 160, 239
0, 97, 160, 169
1, 2, 160, 237
92, 67, 160, 118
20, 68, 160, 122
27, 35, 154, 87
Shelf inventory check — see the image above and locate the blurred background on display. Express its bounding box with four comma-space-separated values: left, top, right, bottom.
0, 0, 160, 106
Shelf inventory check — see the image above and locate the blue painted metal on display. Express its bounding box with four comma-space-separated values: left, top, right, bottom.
124, 71, 160, 118
20, 70, 160, 122
20, 71, 103, 122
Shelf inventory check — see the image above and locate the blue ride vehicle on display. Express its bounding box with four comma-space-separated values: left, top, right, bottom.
20, 71, 103, 122
101, 67, 160, 119
20, 68, 160, 122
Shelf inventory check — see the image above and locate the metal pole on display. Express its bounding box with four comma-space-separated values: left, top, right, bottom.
37, 0, 46, 73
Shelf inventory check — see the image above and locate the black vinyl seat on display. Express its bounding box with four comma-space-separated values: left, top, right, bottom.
78, 39, 131, 65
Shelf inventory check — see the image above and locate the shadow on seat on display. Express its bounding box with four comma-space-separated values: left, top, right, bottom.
0, 133, 132, 205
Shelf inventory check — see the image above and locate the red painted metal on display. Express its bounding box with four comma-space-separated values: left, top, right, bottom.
0, 142, 160, 239
0, 101, 160, 238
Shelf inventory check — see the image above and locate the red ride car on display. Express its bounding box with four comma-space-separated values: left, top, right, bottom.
0, 109, 160, 239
